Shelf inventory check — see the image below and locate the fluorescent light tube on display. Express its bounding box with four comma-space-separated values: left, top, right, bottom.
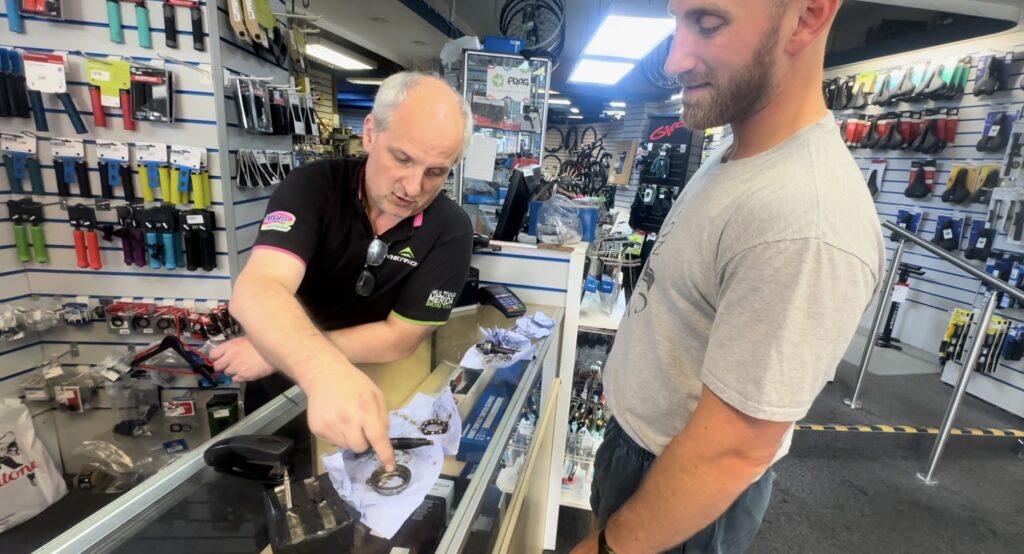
568, 115, 584, 119
583, 15, 675, 60
549, 98, 572, 105
570, 107, 580, 113
306, 43, 374, 70
609, 101, 626, 108
347, 78, 383, 86
569, 59, 635, 85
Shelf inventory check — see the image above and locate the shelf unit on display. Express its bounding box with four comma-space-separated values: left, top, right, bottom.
455, 51, 551, 209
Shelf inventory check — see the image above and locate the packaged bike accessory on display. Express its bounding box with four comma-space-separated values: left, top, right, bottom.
86, 58, 134, 131
6, 198, 47, 263
130, 65, 173, 122
972, 163, 1002, 204
22, 51, 86, 134
977, 110, 1014, 153
68, 204, 103, 270
135, 142, 169, 202
865, 159, 886, 197
941, 164, 973, 204
931, 213, 964, 252
890, 206, 923, 241
96, 140, 135, 202
2, 132, 43, 195
179, 209, 216, 271
904, 159, 936, 198
50, 137, 91, 197
115, 205, 147, 267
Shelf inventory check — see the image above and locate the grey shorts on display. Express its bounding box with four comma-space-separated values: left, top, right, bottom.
590, 419, 773, 554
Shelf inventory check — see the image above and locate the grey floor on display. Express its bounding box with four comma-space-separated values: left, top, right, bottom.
553, 359, 1024, 553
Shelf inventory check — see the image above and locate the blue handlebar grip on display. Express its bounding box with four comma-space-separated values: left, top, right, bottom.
136, 5, 152, 48
162, 232, 176, 269
3, 156, 23, 194
107, 1, 125, 44
6, 0, 24, 33
147, 231, 161, 269
57, 93, 88, 134
29, 90, 48, 132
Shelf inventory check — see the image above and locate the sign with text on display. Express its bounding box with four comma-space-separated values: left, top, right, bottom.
485, 64, 532, 103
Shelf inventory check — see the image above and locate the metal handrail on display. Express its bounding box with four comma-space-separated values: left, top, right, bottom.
883, 221, 1024, 303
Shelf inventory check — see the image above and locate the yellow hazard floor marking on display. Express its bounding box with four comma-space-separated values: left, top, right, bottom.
796, 424, 1024, 436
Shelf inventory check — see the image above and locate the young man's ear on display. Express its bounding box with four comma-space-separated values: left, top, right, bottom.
785, 0, 842, 55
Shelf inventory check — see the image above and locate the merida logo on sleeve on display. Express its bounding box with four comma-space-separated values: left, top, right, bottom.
386, 246, 418, 267
260, 211, 296, 232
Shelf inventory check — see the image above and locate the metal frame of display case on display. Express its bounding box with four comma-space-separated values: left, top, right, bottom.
455, 50, 551, 207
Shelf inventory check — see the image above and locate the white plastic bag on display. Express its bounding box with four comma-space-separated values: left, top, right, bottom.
0, 399, 67, 533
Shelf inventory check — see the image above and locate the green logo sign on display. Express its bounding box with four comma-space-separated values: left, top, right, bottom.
398, 247, 415, 260
491, 73, 504, 88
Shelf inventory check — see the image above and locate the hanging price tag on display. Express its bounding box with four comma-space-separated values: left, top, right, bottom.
943, 228, 954, 240
1, 132, 36, 154
170, 145, 203, 170
22, 52, 68, 94
891, 283, 910, 303
135, 142, 169, 163
96, 140, 131, 162
42, 364, 65, 379
50, 138, 86, 159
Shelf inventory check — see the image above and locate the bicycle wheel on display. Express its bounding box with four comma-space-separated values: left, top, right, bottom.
545, 127, 564, 153
563, 126, 579, 155
580, 126, 598, 147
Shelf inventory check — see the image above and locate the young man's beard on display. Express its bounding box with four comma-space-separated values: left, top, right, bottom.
681, 26, 781, 130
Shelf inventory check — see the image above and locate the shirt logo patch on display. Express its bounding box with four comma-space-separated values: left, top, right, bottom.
426, 289, 457, 309
397, 247, 415, 260
260, 211, 296, 232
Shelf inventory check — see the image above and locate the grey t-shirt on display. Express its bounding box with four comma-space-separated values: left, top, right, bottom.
604, 114, 884, 460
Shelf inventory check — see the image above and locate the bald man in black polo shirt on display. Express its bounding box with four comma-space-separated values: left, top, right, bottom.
211, 72, 473, 470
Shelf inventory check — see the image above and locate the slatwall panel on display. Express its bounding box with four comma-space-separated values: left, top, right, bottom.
215, 0, 293, 274
340, 108, 370, 134
308, 68, 336, 128
0, 1, 234, 395
826, 25, 1024, 416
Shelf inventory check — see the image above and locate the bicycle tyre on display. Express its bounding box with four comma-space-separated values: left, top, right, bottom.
545, 127, 564, 153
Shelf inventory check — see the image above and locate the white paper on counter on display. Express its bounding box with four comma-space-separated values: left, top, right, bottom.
459, 327, 535, 370
323, 390, 462, 539
515, 311, 556, 339
464, 135, 499, 181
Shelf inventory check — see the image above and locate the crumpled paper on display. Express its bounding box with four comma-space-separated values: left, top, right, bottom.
323, 390, 461, 539
458, 327, 535, 370
515, 311, 556, 338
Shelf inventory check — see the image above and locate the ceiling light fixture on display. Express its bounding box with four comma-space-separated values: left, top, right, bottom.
549, 98, 572, 105
570, 107, 580, 114
569, 59, 635, 85
347, 78, 383, 86
609, 101, 626, 108
568, 115, 584, 119
305, 43, 375, 71
583, 15, 675, 60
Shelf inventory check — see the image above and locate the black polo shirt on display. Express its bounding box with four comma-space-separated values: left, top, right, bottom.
252, 158, 473, 330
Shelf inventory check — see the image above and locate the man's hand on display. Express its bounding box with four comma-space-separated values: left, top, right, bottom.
303, 364, 397, 471
570, 531, 600, 554
211, 337, 276, 382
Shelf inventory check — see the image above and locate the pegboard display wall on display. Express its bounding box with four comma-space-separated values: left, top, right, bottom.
827, 22, 1024, 416
1, 0, 298, 397
543, 98, 702, 216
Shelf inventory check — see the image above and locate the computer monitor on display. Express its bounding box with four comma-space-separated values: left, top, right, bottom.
493, 166, 542, 241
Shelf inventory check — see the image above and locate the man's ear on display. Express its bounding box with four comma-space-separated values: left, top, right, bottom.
785, 0, 842, 55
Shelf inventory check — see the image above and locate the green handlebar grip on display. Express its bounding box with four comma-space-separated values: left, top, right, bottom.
107, 1, 125, 44
30, 225, 48, 263
27, 158, 44, 195
14, 225, 30, 262
136, 5, 153, 48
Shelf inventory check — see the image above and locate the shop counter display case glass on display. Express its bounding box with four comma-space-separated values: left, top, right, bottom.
37, 304, 563, 554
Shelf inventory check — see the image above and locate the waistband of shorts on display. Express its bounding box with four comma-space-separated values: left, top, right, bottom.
607, 418, 656, 463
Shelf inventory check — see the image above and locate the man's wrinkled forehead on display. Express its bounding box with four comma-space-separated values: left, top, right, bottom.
668, 0, 735, 18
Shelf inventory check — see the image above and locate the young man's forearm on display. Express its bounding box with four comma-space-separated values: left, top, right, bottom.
231, 274, 357, 388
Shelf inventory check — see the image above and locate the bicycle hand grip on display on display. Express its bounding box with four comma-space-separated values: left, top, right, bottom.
86, 230, 103, 269
147, 231, 161, 269
89, 86, 107, 127
136, 4, 153, 48
14, 225, 31, 262
30, 225, 48, 263
162, 232, 177, 269
57, 93, 88, 134
120, 89, 135, 130
73, 229, 89, 268
26, 157, 44, 194
164, 2, 178, 48
28, 90, 48, 132
107, 0, 125, 44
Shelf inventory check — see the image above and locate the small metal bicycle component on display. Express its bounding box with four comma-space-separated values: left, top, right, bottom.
420, 418, 449, 435
367, 464, 411, 496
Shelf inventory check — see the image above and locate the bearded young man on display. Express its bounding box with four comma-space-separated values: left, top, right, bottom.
572, 1, 884, 553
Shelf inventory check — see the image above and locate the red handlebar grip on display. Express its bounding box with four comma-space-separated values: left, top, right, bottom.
89, 87, 107, 128
120, 90, 136, 131
86, 231, 103, 270
73, 229, 88, 268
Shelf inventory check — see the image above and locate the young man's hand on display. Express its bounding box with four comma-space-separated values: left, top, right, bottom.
570, 531, 601, 554
303, 364, 396, 471
211, 337, 276, 382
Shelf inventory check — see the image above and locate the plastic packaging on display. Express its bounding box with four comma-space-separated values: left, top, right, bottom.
536, 194, 582, 245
